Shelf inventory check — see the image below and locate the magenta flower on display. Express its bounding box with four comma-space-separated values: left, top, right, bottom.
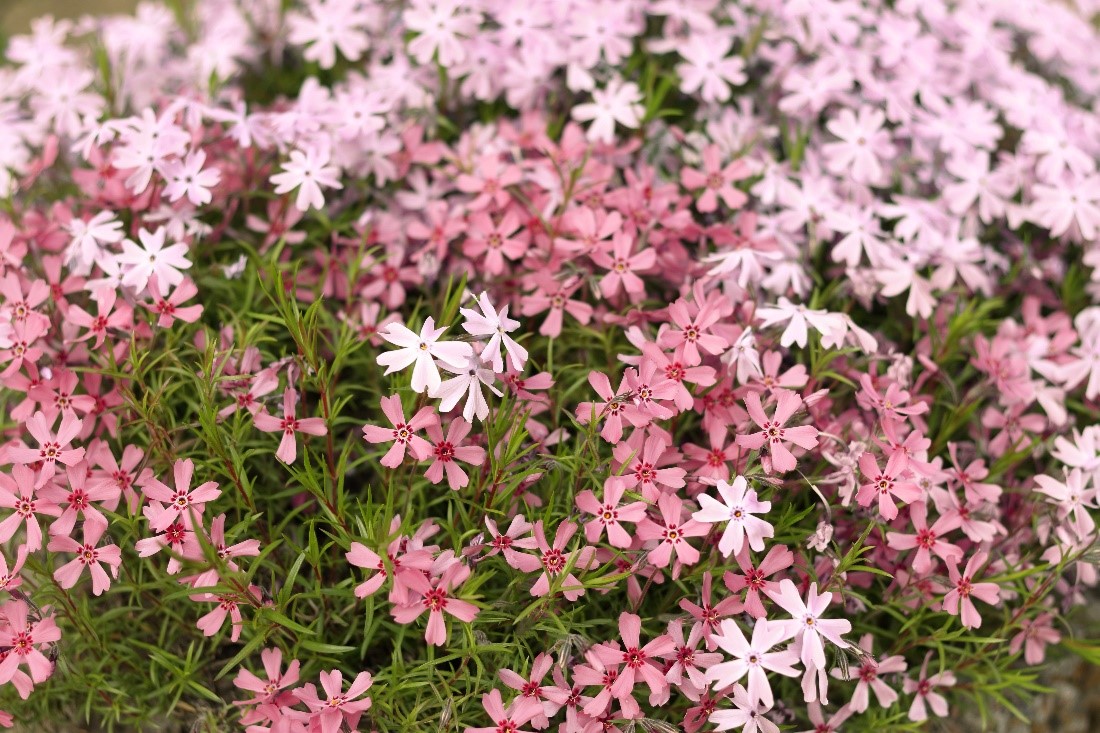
422, 417, 486, 490
575, 478, 647, 548
942, 551, 1000, 629
693, 475, 773, 557
294, 669, 373, 733
736, 389, 819, 473
253, 388, 328, 464
47, 521, 122, 596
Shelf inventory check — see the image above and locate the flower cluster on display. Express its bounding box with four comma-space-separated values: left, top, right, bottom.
0, 0, 1095, 731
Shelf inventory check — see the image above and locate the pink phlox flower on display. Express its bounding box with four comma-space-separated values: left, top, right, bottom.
391, 556, 479, 646
183, 514, 262, 588
591, 232, 655, 303
829, 634, 906, 713
576, 477, 647, 548
422, 416, 486, 490
942, 550, 1001, 629
510, 520, 595, 601
162, 149, 220, 206
946, 443, 1001, 504
571, 77, 644, 143
708, 683, 780, 733
723, 544, 795, 620
576, 369, 632, 444
5, 410, 85, 487
455, 153, 522, 211
683, 424, 738, 483
0, 464, 61, 551
464, 688, 538, 733
679, 572, 745, 649
233, 647, 301, 713
47, 520, 121, 596
693, 475, 773, 557
609, 432, 685, 502
821, 106, 895, 185
1009, 612, 1061, 665
294, 669, 373, 733
749, 351, 808, 395
116, 226, 192, 292
462, 210, 529, 275
736, 389, 819, 473
855, 451, 923, 521
589, 612, 676, 704
499, 653, 562, 727
145, 276, 203, 328
856, 373, 928, 419
636, 492, 709, 571
431, 349, 501, 423
0, 600, 60, 688
665, 619, 723, 693
218, 368, 279, 420
1034, 468, 1097, 539
681, 145, 750, 213
140, 458, 222, 533
903, 654, 955, 722
38, 460, 117, 538
885, 500, 963, 575
68, 286, 134, 349
253, 388, 327, 464
622, 359, 679, 427
521, 274, 594, 338
362, 394, 435, 468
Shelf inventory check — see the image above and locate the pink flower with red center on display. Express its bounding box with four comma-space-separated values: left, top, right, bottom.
575, 477, 648, 548
391, 560, 479, 646
182, 514, 262, 588
422, 416, 486, 490
218, 368, 279, 419
723, 544, 794, 619
363, 391, 435, 464
463, 210, 529, 276
658, 293, 731, 367
855, 451, 923, 521
191, 591, 253, 642
885, 501, 963, 575
736, 389, 819, 473
576, 370, 633, 444
294, 669, 373, 733
609, 433, 686, 502
140, 458, 222, 532
0, 465, 62, 552
478, 515, 538, 568
589, 612, 676, 704
39, 461, 119, 538
499, 653, 562, 727
144, 276, 202, 328
680, 572, 744, 649
829, 634, 906, 713
683, 425, 738, 483
510, 520, 595, 602
903, 654, 955, 722
5, 410, 86, 487
0, 319, 48, 378
636, 493, 709, 570
47, 520, 122, 596
464, 688, 538, 733
1009, 612, 1061, 665
233, 647, 300, 710
680, 145, 749, 212
942, 550, 1001, 629
666, 619, 723, 692
455, 153, 522, 211
521, 274, 594, 338
253, 387, 328, 464
640, 342, 717, 413
0, 600, 60, 687
622, 359, 679, 426
591, 232, 655, 303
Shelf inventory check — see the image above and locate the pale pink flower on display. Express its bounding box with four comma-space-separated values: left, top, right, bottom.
253, 388, 328, 464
